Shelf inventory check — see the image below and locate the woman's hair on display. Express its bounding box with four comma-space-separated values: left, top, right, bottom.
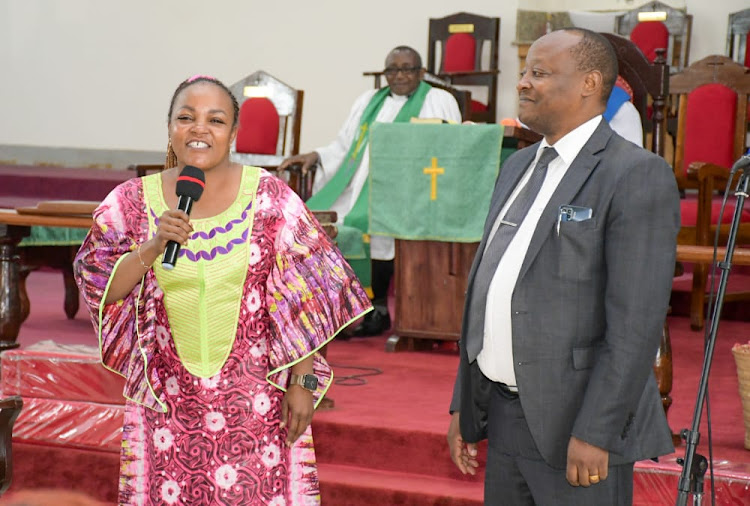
165, 75, 240, 168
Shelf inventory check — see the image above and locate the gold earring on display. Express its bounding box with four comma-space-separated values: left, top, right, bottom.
165, 138, 177, 168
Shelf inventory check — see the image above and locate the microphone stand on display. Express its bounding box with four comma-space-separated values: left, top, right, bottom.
675, 169, 749, 506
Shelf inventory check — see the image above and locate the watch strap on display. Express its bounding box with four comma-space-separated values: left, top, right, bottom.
289, 373, 317, 391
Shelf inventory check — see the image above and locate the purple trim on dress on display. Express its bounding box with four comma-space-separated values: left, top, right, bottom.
179, 229, 249, 261
149, 202, 253, 262
150, 202, 252, 240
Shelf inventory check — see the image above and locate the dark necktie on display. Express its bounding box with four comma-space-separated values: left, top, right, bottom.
465, 147, 558, 362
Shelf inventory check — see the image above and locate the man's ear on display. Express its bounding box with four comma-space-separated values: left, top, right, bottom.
418, 68, 426, 80
582, 70, 603, 99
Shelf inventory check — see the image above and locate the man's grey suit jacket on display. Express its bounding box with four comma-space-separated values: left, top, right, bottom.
450, 119, 680, 469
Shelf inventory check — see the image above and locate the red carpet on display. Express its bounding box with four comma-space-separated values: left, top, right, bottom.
5, 269, 750, 504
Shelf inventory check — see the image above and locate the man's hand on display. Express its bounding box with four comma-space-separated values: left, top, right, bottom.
566, 436, 609, 487
447, 412, 479, 475
278, 152, 320, 175
280, 385, 314, 448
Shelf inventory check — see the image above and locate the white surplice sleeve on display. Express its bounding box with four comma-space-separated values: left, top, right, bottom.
419, 88, 462, 123
608, 101, 644, 148
313, 89, 378, 192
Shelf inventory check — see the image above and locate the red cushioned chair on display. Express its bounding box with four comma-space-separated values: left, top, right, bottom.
228, 71, 303, 170
727, 9, 750, 67
615, 1, 692, 73
426, 12, 499, 123
227, 71, 309, 197
630, 21, 670, 64
236, 97, 279, 156
670, 55, 750, 330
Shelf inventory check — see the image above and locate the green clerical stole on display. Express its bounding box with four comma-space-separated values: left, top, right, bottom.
306, 81, 432, 288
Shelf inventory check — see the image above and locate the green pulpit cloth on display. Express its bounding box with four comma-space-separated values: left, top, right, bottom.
369, 123, 504, 242
19, 227, 88, 246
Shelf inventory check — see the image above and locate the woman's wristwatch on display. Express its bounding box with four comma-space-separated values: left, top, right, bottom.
289, 373, 318, 392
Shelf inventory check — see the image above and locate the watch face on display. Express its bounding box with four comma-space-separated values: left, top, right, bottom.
303, 374, 318, 391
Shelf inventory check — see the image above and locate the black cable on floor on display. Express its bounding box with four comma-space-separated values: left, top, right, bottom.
328, 364, 383, 386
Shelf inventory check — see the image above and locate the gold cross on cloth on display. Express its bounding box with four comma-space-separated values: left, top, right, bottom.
423, 157, 445, 201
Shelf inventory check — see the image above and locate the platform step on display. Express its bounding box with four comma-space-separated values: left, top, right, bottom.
318, 463, 483, 506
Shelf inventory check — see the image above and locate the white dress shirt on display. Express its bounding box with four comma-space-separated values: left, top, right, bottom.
313, 87, 461, 260
477, 115, 603, 387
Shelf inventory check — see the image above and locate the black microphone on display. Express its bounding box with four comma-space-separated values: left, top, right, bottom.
162, 165, 205, 270
730, 152, 750, 175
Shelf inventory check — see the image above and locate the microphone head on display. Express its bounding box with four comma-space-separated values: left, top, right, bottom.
176, 165, 206, 201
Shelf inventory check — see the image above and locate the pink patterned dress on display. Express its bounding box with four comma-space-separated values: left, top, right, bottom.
74, 166, 371, 505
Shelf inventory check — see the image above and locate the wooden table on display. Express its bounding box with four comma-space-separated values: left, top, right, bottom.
0, 210, 92, 350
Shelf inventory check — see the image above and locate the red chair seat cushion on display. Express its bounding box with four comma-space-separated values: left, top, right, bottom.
680, 195, 750, 227
444, 33, 476, 72
630, 21, 669, 63
236, 97, 279, 155
682, 83, 737, 178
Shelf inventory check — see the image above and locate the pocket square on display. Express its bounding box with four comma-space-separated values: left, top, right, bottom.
559, 205, 592, 222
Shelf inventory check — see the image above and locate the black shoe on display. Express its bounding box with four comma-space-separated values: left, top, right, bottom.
352, 310, 391, 337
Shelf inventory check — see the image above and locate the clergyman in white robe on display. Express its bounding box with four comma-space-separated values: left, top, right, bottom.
313, 87, 462, 261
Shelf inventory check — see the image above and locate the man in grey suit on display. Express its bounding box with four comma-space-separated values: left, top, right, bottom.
447, 28, 680, 505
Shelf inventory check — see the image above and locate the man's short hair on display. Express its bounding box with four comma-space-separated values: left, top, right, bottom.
388, 45, 423, 68
561, 28, 618, 104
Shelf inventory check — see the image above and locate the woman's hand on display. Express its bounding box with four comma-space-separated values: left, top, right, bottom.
154, 209, 193, 253
280, 385, 314, 447
102, 209, 193, 304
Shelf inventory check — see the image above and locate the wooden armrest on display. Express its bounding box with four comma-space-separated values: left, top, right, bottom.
362, 71, 383, 77
311, 210, 337, 224
692, 161, 732, 183
676, 245, 750, 266
278, 163, 316, 202
311, 211, 338, 240
503, 125, 542, 145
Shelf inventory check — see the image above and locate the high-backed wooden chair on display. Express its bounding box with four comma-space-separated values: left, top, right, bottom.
670, 55, 750, 330
600, 33, 669, 156
615, 1, 692, 73
427, 11, 500, 123
228, 70, 303, 169
0, 396, 22, 495
727, 9, 750, 67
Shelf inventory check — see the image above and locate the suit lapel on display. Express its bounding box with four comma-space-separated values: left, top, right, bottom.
467, 146, 538, 284
517, 121, 613, 282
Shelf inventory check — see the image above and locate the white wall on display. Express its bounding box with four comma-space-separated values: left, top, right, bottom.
0, 0, 744, 158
